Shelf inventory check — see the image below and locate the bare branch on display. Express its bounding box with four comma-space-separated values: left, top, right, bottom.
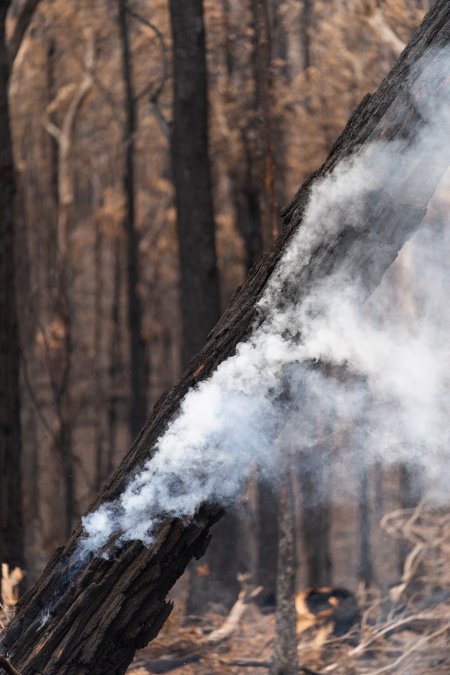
365, 8, 406, 57
124, 1, 171, 137
151, 101, 171, 139
42, 120, 62, 143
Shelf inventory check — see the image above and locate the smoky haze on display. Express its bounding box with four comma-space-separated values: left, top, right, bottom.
80, 47, 450, 557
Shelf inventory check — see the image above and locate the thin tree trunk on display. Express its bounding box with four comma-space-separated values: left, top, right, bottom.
169, 0, 228, 614
0, 0, 23, 570
3, 5, 450, 671
169, 0, 220, 369
301, 0, 313, 72
298, 449, 332, 587
107, 239, 123, 479
118, 0, 149, 440
271, 471, 298, 675
94, 201, 105, 492
357, 444, 373, 587
249, 0, 280, 605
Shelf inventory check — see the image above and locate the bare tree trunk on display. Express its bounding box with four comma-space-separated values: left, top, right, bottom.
94, 199, 105, 492
169, 0, 228, 614
248, 0, 281, 605
169, 0, 220, 368
357, 444, 373, 587
107, 240, 123, 479
0, 0, 23, 570
0, 0, 43, 576
271, 471, 298, 675
2, 5, 450, 671
117, 0, 149, 440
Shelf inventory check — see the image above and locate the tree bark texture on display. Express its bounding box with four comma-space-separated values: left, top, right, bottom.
0, 0, 23, 569
169, 0, 221, 368
3, 3, 450, 672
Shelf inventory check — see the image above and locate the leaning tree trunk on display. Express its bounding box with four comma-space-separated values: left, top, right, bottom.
2, 3, 450, 673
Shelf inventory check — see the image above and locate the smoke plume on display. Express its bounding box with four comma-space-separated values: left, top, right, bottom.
81, 48, 450, 556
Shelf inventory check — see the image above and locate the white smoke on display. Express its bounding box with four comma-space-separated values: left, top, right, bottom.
81, 48, 450, 555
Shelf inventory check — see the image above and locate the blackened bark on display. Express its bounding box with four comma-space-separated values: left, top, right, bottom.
118, 0, 149, 439
169, 0, 230, 612
169, 0, 220, 368
250, 0, 277, 249
3, 4, 450, 672
250, 0, 280, 605
0, 0, 23, 569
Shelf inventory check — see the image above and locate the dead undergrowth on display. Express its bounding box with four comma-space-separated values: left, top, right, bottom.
129, 504, 450, 674
0, 506, 448, 674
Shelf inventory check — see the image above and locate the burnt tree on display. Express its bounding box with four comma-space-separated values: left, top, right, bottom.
0, 0, 22, 572
168, 0, 233, 614
118, 0, 150, 440
169, 0, 220, 369
0, 0, 42, 571
2, 2, 450, 673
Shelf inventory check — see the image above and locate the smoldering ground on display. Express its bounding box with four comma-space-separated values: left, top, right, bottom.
80, 47, 450, 557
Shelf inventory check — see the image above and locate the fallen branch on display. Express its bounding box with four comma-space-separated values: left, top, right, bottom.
201, 584, 262, 645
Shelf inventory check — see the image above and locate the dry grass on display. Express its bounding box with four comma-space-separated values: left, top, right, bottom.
306, 504, 450, 675
1, 506, 448, 674
129, 504, 450, 674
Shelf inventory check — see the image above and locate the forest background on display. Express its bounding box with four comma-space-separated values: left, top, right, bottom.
0, 0, 439, 628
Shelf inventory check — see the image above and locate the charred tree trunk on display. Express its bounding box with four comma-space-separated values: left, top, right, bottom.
118, 0, 149, 440
248, 0, 281, 606
169, 0, 220, 368
169, 0, 236, 615
3, 4, 450, 673
0, 0, 23, 571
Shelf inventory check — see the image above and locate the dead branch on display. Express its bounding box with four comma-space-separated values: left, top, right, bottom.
43, 28, 95, 256
367, 623, 450, 675
219, 660, 322, 674
366, 10, 406, 56
124, 1, 171, 138
201, 582, 263, 645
